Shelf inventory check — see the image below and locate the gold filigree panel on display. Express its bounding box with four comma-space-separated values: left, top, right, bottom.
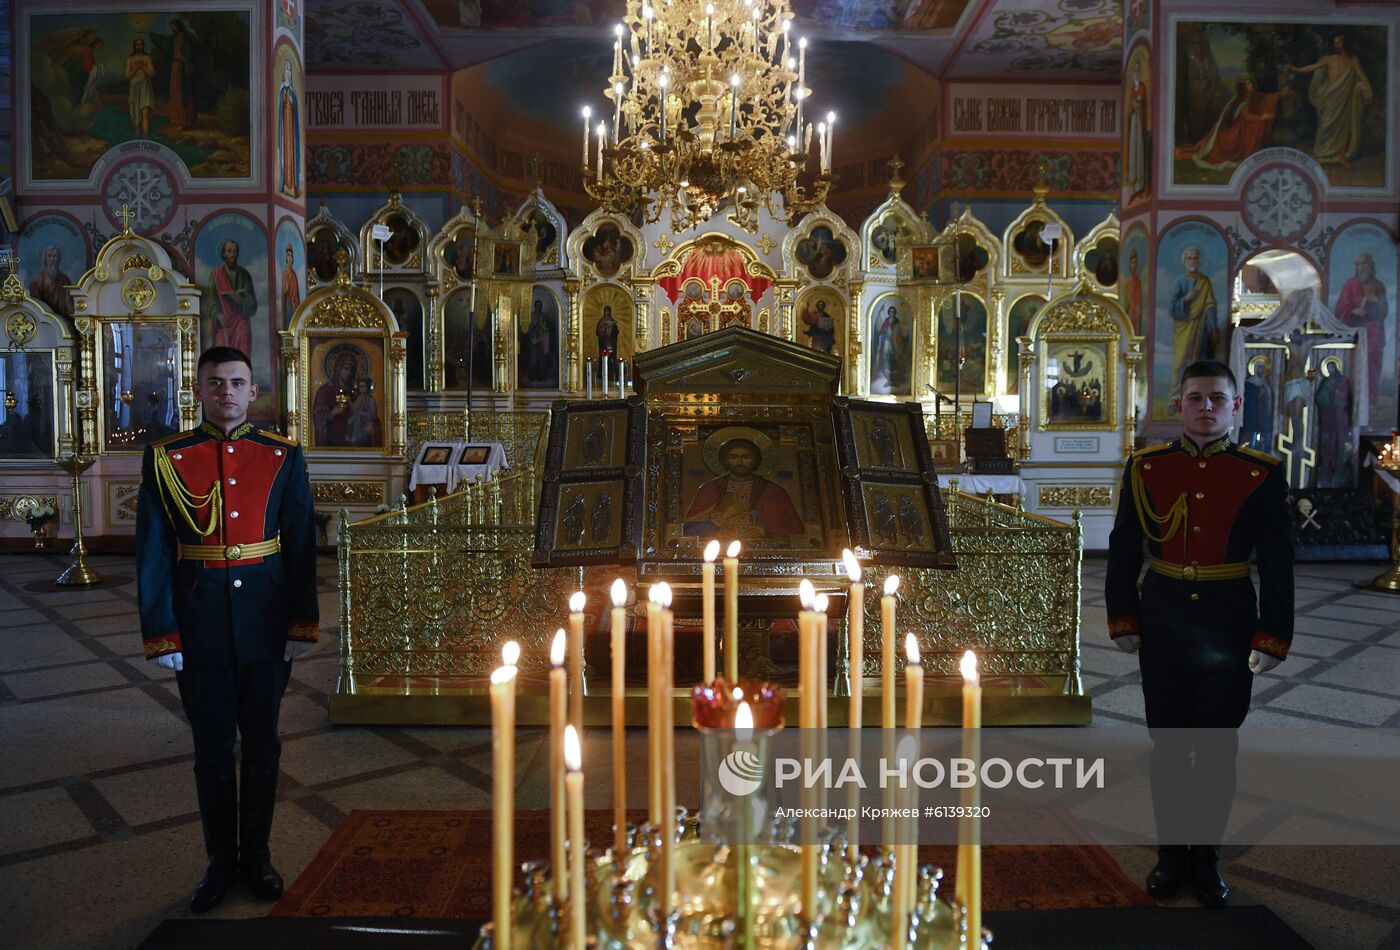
109, 482, 140, 522
1038, 485, 1113, 509
305, 294, 386, 329
314, 481, 384, 505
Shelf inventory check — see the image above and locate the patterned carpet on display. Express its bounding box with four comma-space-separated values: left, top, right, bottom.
271, 809, 1151, 919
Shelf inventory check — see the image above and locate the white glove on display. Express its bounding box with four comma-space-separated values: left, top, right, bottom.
1114, 634, 1141, 654
1248, 650, 1281, 674
284, 640, 315, 661
152, 651, 184, 672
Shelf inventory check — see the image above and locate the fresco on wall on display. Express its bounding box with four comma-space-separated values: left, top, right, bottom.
194, 212, 274, 423
274, 45, 302, 199
1005, 294, 1045, 394
936, 295, 988, 395
1119, 225, 1149, 333
1328, 222, 1397, 429
26, 9, 253, 181
1173, 21, 1389, 188
274, 219, 304, 326
1151, 220, 1229, 418
961, 0, 1122, 77
1124, 43, 1151, 205
17, 214, 87, 319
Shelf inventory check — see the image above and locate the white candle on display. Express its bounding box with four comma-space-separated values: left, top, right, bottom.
702, 539, 720, 683
723, 540, 741, 682
549, 630, 568, 906
614, 83, 623, 144
956, 650, 983, 944
729, 74, 739, 140
568, 591, 586, 732
596, 121, 606, 177
610, 579, 628, 859
564, 725, 586, 950
489, 664, 518, 947
582, 106, 591, 167
881, 574, 900, 730
602, 350, 610, 396
659, 73, 669, 144
586, 362, 593, 399
814, 592, 830, 730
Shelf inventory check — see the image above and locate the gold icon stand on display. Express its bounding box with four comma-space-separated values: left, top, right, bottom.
55, 455, 103, 587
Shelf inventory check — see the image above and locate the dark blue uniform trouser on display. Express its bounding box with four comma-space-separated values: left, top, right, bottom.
176, 658, 292, 862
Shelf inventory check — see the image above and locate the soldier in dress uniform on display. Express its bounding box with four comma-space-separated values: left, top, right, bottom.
137, 346, 319, 912
1106, 359, 1293, 906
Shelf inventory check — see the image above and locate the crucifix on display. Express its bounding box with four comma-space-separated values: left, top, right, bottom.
115, 204, 136, 236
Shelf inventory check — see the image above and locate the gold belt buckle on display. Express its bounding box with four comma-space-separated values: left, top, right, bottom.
1180, 565, 1197, 581
225, 544, 243, 560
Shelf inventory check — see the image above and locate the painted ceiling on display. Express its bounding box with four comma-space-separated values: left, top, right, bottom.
304, 0, 1122, 80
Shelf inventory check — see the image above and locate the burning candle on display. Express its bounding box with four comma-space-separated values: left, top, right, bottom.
568, 591, 586, 732
502, 639, 520, 669
814, 592, 829, 729
490, 663, 518, 947
646, 585, 662, 823
702, 539, 720, 683
797, 579, 818, 922
904, 634, 923, 730
842, 550, 864, 728
564, 725, 586, 950
610, 579, 628, 859
735, 699, 756, 948
956, 650, 982, 944
549, 629, 568, 906
724, 540, 741, 682
596, 121, 606, 177
881, 574, 900, 729
656, 581, 676, 916
706, 2, 714, 47
582, 105, 591, 167
613, 23, 623, 73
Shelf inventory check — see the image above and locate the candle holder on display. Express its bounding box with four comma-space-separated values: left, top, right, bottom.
55, 454, 102, 587
1365, 432, 1400, 593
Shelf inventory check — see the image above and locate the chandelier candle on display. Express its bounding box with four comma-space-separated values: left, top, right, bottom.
610, 579, 628, 859
568, 591, 586, 732
581, 106, 591, 166
549, 630, 568, 905
956, 649, 983, 944
563, 725, 586, 950
703, 539, 720, 683
489, 663, 517, 948
724, 540, 741, 682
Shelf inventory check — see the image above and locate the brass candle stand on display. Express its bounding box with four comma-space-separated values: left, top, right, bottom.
1364, 433, 1400, 593
55, 454, 102, 587
474, 822, 983, 949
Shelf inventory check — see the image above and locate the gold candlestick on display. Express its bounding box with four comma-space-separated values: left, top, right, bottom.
55, 454, 101, 587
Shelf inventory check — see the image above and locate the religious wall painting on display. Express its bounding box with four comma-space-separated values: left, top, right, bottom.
17, 213, 87, 318
1010, 219, 1053, 271
275, 219, 304, 327
866, 293, 914, 396
383, 288, 424, 391
382, 212, 421, 267
583, 284, 634, 383
1124, 43, 1151, 205
795, 288, 845, 358
553, 481, 626, 551
1005, 294, 1046, 394
24, 8, 253, 182
493, 242, 521, 276
869, 214, 909, 267
518, 288, 561, 390
442, 285, 491, 390
1328, 222, 1397, 429
194, 212, 274, 423
440, 229, 477, 281
675, 424, 825, 552
1240, 352, 1278, 452
524, 209, 559, 262
273, 44, 303, 199
952, 233, 991, 283
0, 352, 58, 459
275, 0, 301, 36
307, 337, 386, 450
1119, 225, 1149, 333
581, 223, 634, 278
307, 226, 352, 284
1046, 341, 1112, 427
910, 245, 939, 282
1314, 353, 1356, 487
1151, 220, 1229, 418
1084, 236, 1120, 291
851, 411, 919, 475
562, 407, 628, 470
795, 225, 848, 280
102, 321, 179, 451
1172, 21, 1390, 189
936, 294, 989, 396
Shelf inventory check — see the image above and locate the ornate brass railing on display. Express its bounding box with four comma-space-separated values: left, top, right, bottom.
337, 472, 573, 686
859, 485, 1083, 694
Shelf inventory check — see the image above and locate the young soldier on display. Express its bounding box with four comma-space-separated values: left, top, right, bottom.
1106, 359, 1294, 906
137, 346, 319, 911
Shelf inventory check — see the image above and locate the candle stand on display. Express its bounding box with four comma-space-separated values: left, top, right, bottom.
55, 454, 102, 587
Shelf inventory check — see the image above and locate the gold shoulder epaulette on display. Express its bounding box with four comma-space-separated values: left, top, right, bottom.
257, 429, 298, 447
1131, 440, 1174, 459
151, 428, 196, 448
1236, 445, 1281, 465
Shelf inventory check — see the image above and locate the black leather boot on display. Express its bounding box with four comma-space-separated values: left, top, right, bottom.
1190, 845, 1229, 907
191, 771, 238, 913
1145, 845, 1189, 900
239, 765, 284, 901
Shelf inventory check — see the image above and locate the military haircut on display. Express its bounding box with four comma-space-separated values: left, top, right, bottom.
1180, 359, 1236, 393
197, 346, 253, 374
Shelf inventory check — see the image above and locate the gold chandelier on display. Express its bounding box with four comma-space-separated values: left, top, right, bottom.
581, 0, 833, 232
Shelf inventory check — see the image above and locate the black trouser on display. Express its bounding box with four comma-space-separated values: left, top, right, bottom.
1140, 656, 1253, 851
177, 658, 292, 863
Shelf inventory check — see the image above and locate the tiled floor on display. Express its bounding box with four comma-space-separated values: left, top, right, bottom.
2, 552, 1399, 949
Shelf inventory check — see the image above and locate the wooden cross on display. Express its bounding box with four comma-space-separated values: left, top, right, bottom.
115, 204, 136, 234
